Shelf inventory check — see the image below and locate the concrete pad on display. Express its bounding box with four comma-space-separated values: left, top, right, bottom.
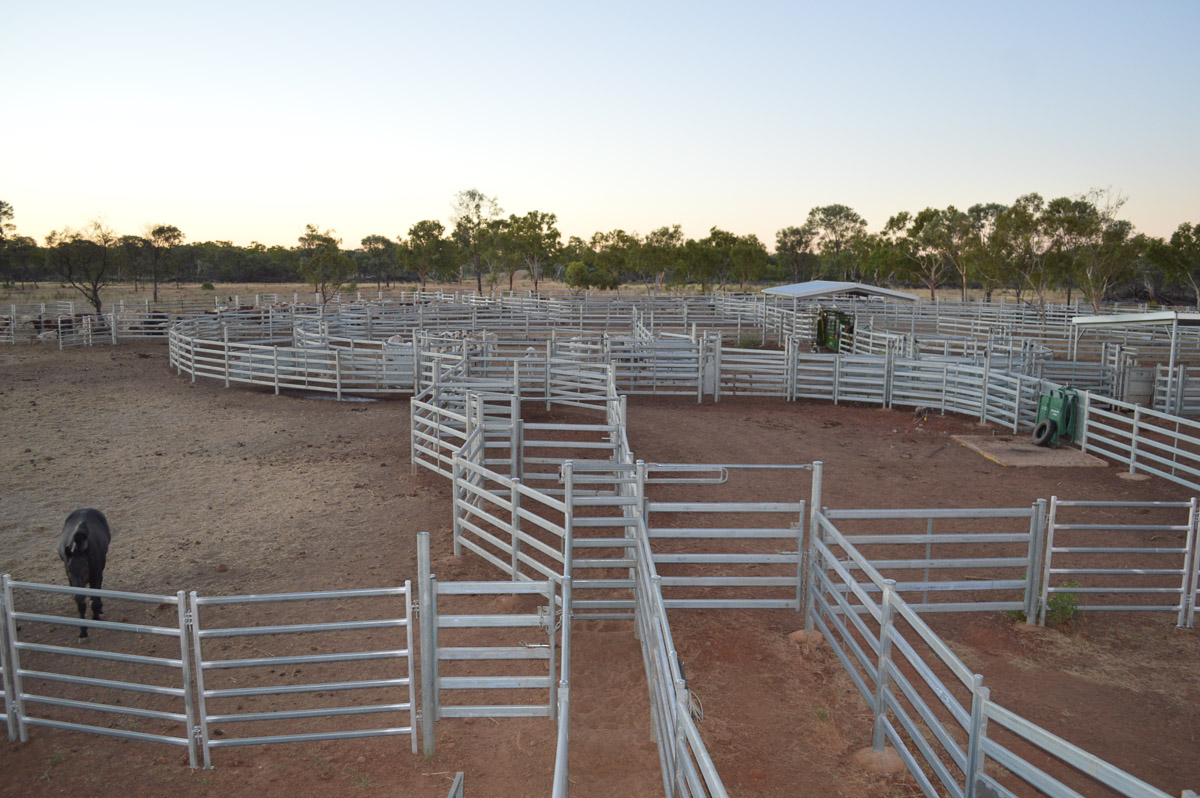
952, 435, 1108, 467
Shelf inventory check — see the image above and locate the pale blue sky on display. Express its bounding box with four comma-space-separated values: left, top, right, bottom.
4, 1, 1197, 250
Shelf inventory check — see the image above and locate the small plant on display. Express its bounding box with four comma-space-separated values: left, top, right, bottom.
200, 282, 215, 291
342, 281, 358, 293
1045, 580, 1082, 627
1005, 609, 1027, 623
814, 706, 829, 720
736, 334, 763, 349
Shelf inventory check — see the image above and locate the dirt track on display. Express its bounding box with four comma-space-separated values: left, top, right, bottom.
1, 341, 1198, 797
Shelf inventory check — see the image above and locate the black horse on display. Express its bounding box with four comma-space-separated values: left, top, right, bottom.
56, 509, 111, 639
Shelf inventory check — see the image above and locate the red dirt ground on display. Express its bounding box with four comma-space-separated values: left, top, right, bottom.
0, 342, 1197, 797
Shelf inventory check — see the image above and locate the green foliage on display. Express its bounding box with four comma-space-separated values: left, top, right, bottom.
565, 260, 618, 291
297, 225, 353, 305
736, 334, 763, 349
342, 281, 357, 293
200, 281, 215, 290
1045, 580, 1082, 627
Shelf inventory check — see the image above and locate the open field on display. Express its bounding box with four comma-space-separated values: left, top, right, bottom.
1, 341, 1198, 796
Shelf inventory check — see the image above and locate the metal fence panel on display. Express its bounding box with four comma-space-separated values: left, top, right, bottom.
1, 576, 197, 765
189, 584, 417, 769
1039, 498, 1198, 626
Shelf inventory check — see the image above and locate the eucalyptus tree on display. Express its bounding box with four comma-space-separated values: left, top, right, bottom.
805, 204, 868, 280
360, 234, 397, 290
994, 194, 1055, 306
881, 208, 951, 299
449, 189, 503, 292
642, 225, 684, 291
146, 224, 184, 302
1159, 223, 1200, 308
1070, 189, 1135, 311
775, 224, 818, 284
507, 210, 560, 292
405, 219, 451, 290
45, 220, 119, 313
730, 234, 769, 291
116, 234, 149, 291
964, 203, 1009, 301
297, 224, 352, 305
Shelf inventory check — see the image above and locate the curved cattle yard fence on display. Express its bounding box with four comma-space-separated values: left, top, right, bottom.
4, 292, 1200, 795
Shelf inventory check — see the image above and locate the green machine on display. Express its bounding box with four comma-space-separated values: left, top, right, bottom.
1032, 386, 1079, 447
815, 309, 853, 352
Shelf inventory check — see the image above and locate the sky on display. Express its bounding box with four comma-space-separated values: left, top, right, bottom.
3, 1, 1198, 251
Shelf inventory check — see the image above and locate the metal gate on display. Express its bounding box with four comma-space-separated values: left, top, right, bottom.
1, 575, 198, 763
417, 533, 560, 756
1040, 498, 1199, 626
189, 584, 417, 768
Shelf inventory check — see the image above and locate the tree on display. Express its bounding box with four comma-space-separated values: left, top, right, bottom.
994, 194, 1054, 306
882, 208, 951, 299
145, 224, 184, 303
565, 261, 618, 291
117, 234, 149, 291
1160, 223, 1200, 308
360, 234, 397, 290
507, 211, 561, 292
479, 217, 516, 293
296, 224, 352, 305
775, 225, 818, 284
642, 225, 684, 291
405, 220, 451, 290
682, 227, 739, 291
46, 220, 118, 313
933, 207, 974, 301
730, 234, 769, 291
0, 200, 14, 241
963, 203, 1009, 301
806, 205, 868, 280
449, 189, 503, 292
1070, 189, 1135, 311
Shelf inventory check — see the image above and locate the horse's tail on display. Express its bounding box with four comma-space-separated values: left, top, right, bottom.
68, 523, 90, 557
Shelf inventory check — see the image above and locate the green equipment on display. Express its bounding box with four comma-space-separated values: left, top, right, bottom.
815, 309, 853, 352
1032, 386, 1079, 447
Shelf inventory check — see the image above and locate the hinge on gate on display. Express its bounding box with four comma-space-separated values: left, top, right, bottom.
414, 709, 422, 723
412, 603, 420, 621
183, 610, 194, 632
191, 725, 204, 743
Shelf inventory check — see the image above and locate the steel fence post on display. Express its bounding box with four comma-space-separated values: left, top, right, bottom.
511, 480, 523, 580
804, 462, 824, 635
964, 674, 989, 797
1024, 500, 1048, 621
1130, 406, 1141, 474
2, 576, 27, 743
0, 575, 15, 742
175, 590, 198, 769
417, 532, 436, 756
452, 455, 463, 557
871, 580, 897, 752
563, 461, 575, 578
1038, 497, 1060, 626
187, 591, 213, 768
1179, 498, 1198, 627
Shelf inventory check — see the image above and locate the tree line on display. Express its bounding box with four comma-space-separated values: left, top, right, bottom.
1, 190, 1198, 313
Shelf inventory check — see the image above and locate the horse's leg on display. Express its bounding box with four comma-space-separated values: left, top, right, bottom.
91, 571, 104, 622
76, 594, 88, 639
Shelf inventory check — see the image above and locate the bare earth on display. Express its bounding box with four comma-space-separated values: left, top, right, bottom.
1, 341, 1198, 797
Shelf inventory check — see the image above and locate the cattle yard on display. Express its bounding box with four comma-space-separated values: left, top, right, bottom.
2, 293, 1200, 797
